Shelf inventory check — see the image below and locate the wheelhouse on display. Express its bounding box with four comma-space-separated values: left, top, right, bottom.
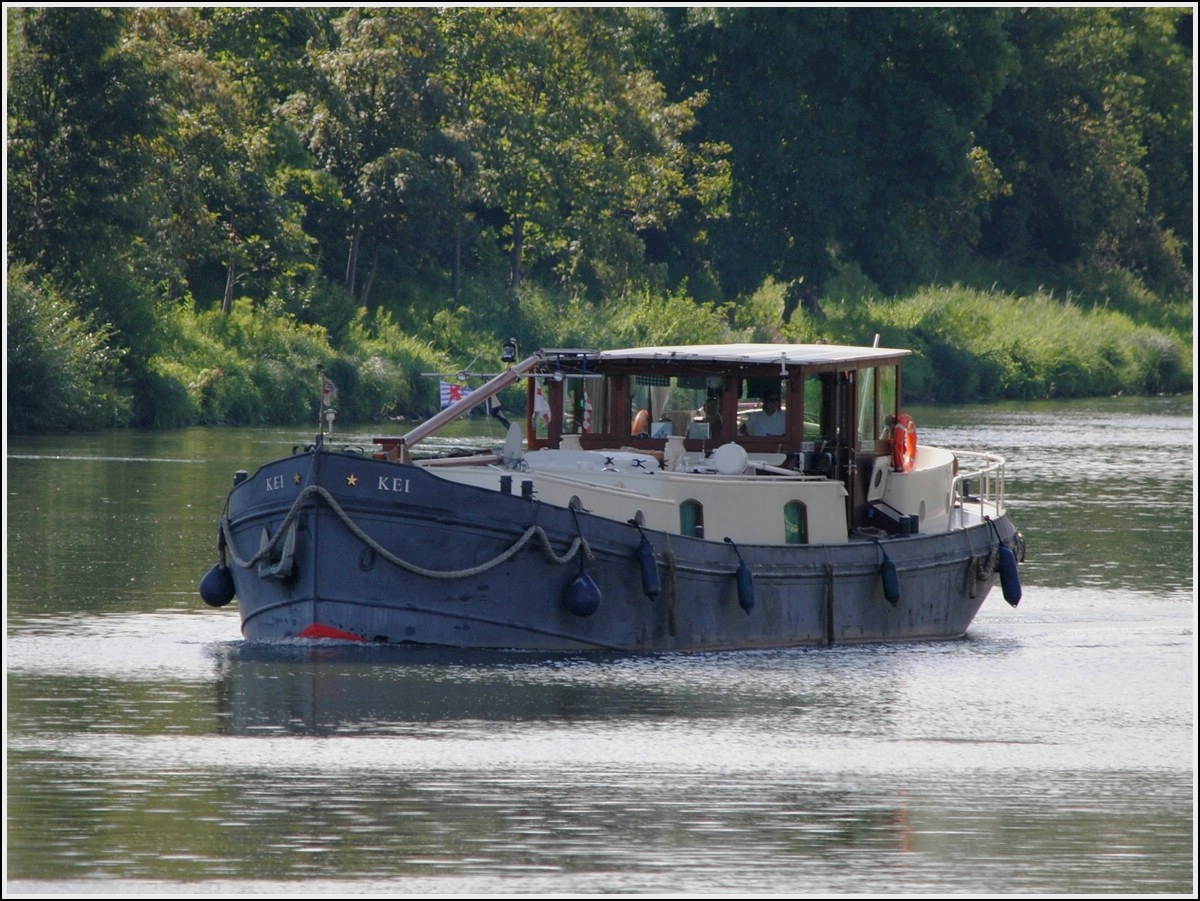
525, 343, 912, 529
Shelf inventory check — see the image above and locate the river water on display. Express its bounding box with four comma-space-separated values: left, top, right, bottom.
5, 396, 1195, 896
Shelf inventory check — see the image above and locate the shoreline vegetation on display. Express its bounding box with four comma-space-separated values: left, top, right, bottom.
9, 263, 1190, 434
6, 8, 1192, 433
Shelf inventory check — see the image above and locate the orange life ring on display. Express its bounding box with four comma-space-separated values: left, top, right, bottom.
631, 409, 651, 437
892, 413, 918, 472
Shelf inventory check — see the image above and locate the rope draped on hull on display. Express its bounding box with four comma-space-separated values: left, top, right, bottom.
220, 483, 594, 580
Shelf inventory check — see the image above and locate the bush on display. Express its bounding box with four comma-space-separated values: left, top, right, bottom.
1127, 329, 1188, 395
814, 283, 1191, 401
133, 361, 198, 428
13, 253, 1189, 433
557, 283, 733, 348
6, 265, 131, 432
344, 306, 449, 416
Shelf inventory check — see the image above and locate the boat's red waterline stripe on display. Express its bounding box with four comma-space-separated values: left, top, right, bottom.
298, 623, 368, 642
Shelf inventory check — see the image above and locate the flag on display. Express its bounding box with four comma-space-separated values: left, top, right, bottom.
440, 380, 472, 409
321, 375, 337, 408
533, 379, 551, 424
582, 390, 593, 433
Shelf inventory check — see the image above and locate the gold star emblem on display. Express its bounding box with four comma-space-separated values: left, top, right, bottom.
346, 473, 358, 487
293, 472, 302, 485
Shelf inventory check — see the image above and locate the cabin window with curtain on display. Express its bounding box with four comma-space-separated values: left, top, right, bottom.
784, 500, 808, 544
561, 375, 609, 435
680, 499, 704, 538
630, 374, 722, 439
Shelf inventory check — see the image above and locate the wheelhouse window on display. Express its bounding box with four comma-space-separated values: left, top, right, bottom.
857, 367, 876, 444
630, 375, 723, 440
879, 365, 898, 433
802, 376, 825, 440
561, 375, 609, 435
856, 364, 900, 444
737, 378, 787, 437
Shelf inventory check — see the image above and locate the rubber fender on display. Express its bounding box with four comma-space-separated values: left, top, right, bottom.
200, 563, 236, 607
879, 551, 901, 606
998, 543, 1022, 607
735, 561, 755, 614
722, 537, 755, 614
565, 570, 602, 617
636, 533, 661, 600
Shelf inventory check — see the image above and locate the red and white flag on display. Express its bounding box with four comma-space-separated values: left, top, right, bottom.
533, 379, 551, 425
439, 380, 472, 409
321, 375, 337, 408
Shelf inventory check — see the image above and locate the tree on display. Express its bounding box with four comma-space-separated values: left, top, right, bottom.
7, 6, 172, 382
126, 7, 325, 312
977, 7, 1192, 295
1132, 7, 1193, 272
7, 7, 156, 271
279, 8, 449, 306
663, 8, 1016, 309
439, 7, 728, 296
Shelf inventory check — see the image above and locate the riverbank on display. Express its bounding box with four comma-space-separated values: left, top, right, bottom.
8, 268, 1192, 435
830, 283, 1193, 403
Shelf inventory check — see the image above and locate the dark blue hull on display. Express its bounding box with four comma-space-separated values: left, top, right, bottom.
216, 448, 1019, 651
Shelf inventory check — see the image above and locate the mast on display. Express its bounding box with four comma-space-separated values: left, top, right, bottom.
399, 351, 544, 452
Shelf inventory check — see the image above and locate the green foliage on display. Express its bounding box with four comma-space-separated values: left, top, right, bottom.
727, 279, 824, 345
1127, 328, 1189, 396
819, 285, 1191, 402
135, 298, 325, 425
670, 7, 1020, 297
70, 257, 167, 361
287, 275, 359, 343
593, 286, 732, 347
4, 7, 1192, 433
342, 307, 451, 416
508, 283, 733, 351
132, 299, 453, 427
820, 262, 885, 306
6, 266, 131, 432
131, 361, 200, 429
976, 7, 1191, 297
7, 8, 156, 269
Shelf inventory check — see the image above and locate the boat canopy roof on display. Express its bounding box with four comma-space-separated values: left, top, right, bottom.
582, 343, 910, 369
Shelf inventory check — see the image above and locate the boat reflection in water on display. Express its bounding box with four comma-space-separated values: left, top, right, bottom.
210, 640, 910, 738
212, 643, 649, 734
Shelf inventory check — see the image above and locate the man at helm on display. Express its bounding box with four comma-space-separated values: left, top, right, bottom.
743, 388, 785, 436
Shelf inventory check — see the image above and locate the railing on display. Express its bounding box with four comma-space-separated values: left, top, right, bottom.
949, 449, 1007, 528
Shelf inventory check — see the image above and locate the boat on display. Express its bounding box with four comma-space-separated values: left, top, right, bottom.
200, 342, 1025, 651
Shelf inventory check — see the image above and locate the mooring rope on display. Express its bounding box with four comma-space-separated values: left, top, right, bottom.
220, 484, 593, 580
